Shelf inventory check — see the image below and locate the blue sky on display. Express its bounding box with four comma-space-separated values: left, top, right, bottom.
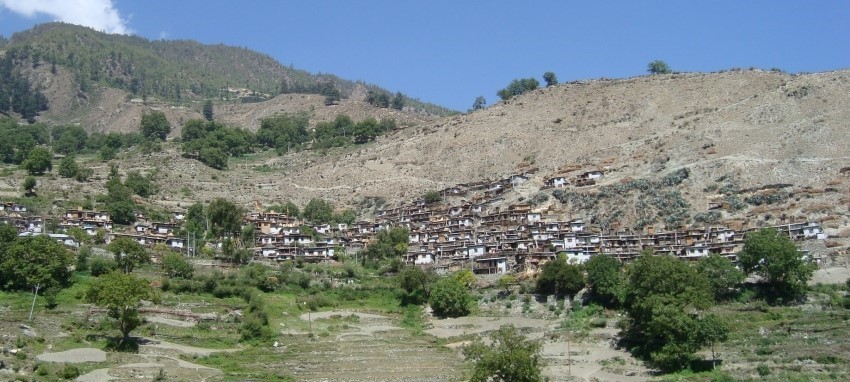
0, 1, 848, 111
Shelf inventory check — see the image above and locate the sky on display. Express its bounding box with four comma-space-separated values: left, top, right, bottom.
0, 1, 848, 111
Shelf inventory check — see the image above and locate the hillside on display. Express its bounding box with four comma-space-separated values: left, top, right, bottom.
0, 22, 455, 127
4, 68, 849, 248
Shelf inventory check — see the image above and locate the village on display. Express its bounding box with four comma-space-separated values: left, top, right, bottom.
0, 165, 828, 277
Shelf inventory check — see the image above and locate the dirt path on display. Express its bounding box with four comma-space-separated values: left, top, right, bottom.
36, 348, 107, 363
140, 337, 242, 356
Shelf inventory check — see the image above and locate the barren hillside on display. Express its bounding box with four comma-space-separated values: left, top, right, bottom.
6, 69, 850, 237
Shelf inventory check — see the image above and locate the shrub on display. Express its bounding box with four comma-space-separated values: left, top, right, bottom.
60, 364, 81, 380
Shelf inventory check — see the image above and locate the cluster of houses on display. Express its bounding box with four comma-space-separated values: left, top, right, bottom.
0, 164, 828, 276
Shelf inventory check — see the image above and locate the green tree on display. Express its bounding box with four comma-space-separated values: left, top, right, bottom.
695, 255, 744, 302
737, 228, 814, 301
543, 71, 558, 87
584, 254, 624, 306
497, 274, 516, 294
622, 252, 717, 371
202, 100, 214, 121
207, 198, 242, 238
109, 237, 149, 274
463, 324, 543, 382
391, 92, 405, 110
269, 201, 300, 217
429, 276, 472, 318
198, 146, 228, 169
23, 146, 52, 175
695, 314, 729, 369
423, 190, 441, 204
0, 235, 74, 292
22, 175, 36, 196
162, 252, 194, 279
471, 96, 486, 111
58, 156, 79, 178
360, 226, 409, 265
497, 78, 539, 101
85, 272, 155, 345
453, 269, 476, 289
536, 256, 585, 297
302, 198, 334, 224
124, 170, 156, 198
398, 265, 436, 305
647, 60, 672, 74
139, 111, 171, 141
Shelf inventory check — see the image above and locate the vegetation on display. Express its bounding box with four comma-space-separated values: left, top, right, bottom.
471, 96, 486, 111
584, 254, 623, 306
463, 325, 543, 382
109, 237, 150, 274
536, 256, 585, 298
543, 71, 558, 87
85, 272, 156, 347
497, 77, 540, 101
738, 228, 815, 303
22, 146, 52, 175
139, 111, 171, 141
429, 277, 472, 318
0, 227, 74, 291
695, 254, 744, 302
621, 252, 726, 371
647, 60, 672, 74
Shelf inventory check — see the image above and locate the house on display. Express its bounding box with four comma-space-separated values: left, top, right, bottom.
509, 174, 529, 186
473, 255, 507, 275
544, 176, 569, 188
171, 210, 186, 221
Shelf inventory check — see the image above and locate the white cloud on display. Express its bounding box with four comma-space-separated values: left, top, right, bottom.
0, 0, 130, 34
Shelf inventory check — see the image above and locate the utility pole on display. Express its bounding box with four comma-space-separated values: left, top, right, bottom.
28, 283, 40, 321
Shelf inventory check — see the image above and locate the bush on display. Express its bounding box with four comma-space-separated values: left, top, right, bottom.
89, 256, 117, 276
430, 277, 472, 318
60, 364, 81, 380
756, 364, 771, 376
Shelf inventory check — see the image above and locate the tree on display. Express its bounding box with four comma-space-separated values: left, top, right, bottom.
429, 277, 472, 318
647, 60, 672, 75
423, 190, 441, 204
124, 170, 155, 198
453, 269, 476, 289
202, 100, 214, 121
471, 96, 486, 111
497, 274, 516, 294
22, 175, 36, 196
536, 256, 585, 297
58, 156, 79, 178
207, 198, 242, 238
391, 92, 405, 110
23, 146, 52, 175
85, 272, 155, 346
497, 78, 539, 101
695, 255, 744, 302
695, 314, 729, 369
543, 71, 558, 87
622, 252, 717, 371
584, 254, 624, 306
302, 198, 334, 224
108, 237, 149, 274
398, 265, 436, 305
162, 252, 194, 279
139, 111, 171, 141
0, 235, 74, 292
269, 201, 299, 217
737, 228, 814, 301
463, 324, 543, 382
